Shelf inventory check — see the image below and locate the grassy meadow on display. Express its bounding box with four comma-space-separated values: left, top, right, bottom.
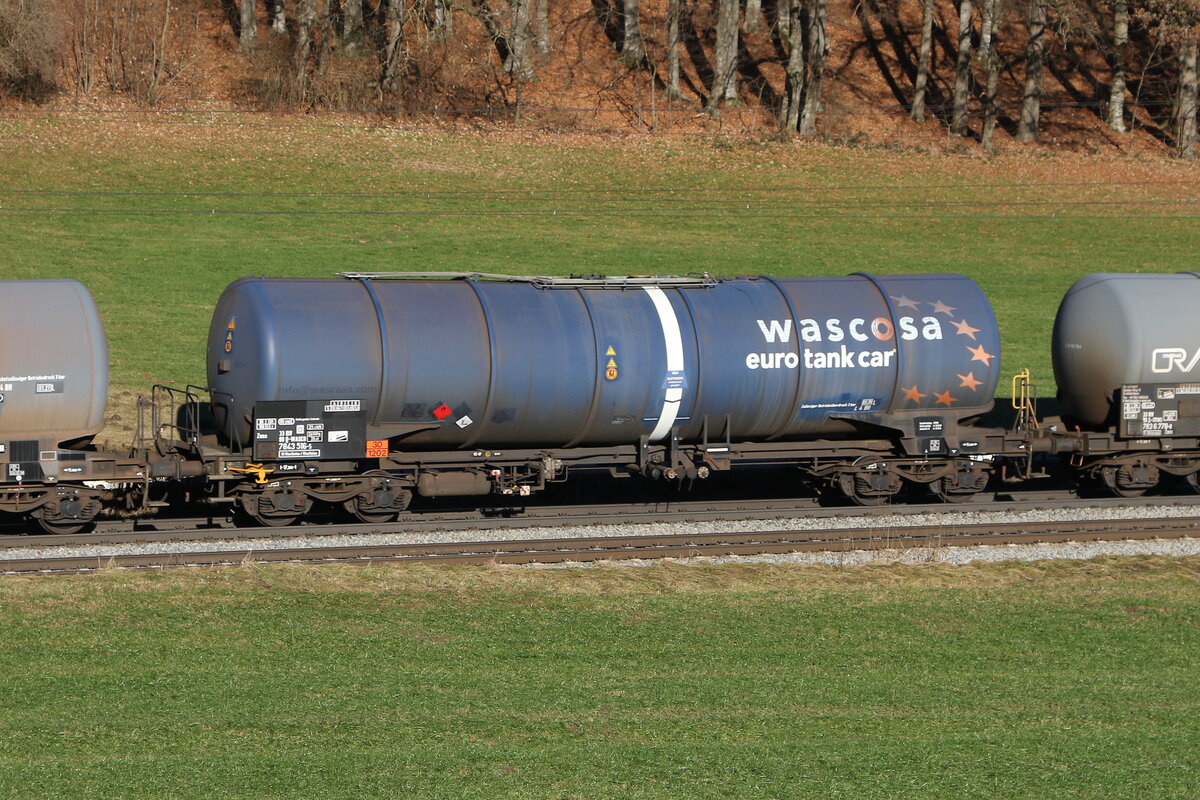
1, 559, 1198, 799
3, 117, 1200, 798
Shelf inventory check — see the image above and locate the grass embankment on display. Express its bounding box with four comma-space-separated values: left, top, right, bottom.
1, 116, 1197, 420
0, 559, 1197, 799
2, 119, 1199, 797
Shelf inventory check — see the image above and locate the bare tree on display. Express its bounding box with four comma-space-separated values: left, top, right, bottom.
1108, 0, 1129, 131
342, 0, 364, 48
432, 0, 455, 38
745, 0, 763, 33
507, 0, 535, 80
269, 0, 285, 34
1018, 0, 1046, 142
1180, 34, 1198, 157
382, 0, 406, 91
239, 0, 256, 49
911, 0, 935, 121
981, 0, 1004, 150
666, 0, 682, 99
707, 0, 740, 109
950, 0, 974, 135
622, 0, 645, 65
798, 0, 826, 135
295, 0, 316, 93
535, 0, 549, 55
782, 0, 805, 130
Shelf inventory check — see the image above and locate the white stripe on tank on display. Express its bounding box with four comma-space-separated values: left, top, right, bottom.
643, 286, 685, 442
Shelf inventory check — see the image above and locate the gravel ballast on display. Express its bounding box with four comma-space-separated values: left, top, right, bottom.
3, 503, 1200, 567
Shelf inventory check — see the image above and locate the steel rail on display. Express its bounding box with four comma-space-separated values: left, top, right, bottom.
3, 517, 1197, 575
4, 492, 1200, 549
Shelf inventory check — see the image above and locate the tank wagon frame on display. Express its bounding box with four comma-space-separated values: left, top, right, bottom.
142, 376, 1200, 527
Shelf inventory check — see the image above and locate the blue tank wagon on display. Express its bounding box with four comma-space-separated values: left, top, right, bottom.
203, 272, 1006, 520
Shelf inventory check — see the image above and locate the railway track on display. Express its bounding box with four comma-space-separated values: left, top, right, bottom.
4, 491, 1200, 550
3, 515, 1198, 575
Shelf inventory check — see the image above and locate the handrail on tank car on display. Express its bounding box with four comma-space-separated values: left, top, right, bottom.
138, 384, 206, 451
336, 271, 720, 289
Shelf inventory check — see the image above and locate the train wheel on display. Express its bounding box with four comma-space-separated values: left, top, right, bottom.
33, 496, 99, 535
930, 464, 989, 504
930, 478, 980, 503
34, 515, 89, 535
1187, 472, 1200, 494
248, 490, 312, 527
1100, 464, 1159, 498
343, 483, 410, 524
342, 498, 399, 524
838, 470, 899, 506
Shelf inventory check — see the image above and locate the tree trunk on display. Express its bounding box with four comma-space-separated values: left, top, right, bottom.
295, 0, 316, 93
239, 0, 256, 49
1179, 38, 1198, 159
982, 0, 1003, 150
269, 0, 285, 34
621, 0, 646, 65
382, 0, 406, 91
782, 0, 804, 131
535, 0, 549, 55
950, 0, 973, 136
911, 0, 934, 121
666, 0, 682, 99
745, 0, 763, 33
507, 0, 535, 81
432, 0, 454, 38
1107, 0, 1128, 133
342, 0, 364, 48
707, 0, 739, 109
1018, 0, 1045, 142
798, 0, 825, 135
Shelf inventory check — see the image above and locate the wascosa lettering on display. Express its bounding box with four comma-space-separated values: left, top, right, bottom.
798, 316, 943, 343
1152, 347, 1200, 374
746, 316, 944, 371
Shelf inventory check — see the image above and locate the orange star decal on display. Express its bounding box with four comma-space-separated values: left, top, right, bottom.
902, 385, 926, 403
934, 390, 958, 406
890, 295, 920, 310
931, 299, 956, 316
967, 344, 995, 366
952, 318, 980, 340
957, 372, 982, 391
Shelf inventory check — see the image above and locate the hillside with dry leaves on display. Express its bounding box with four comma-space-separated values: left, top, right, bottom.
0, 0, 1196, 156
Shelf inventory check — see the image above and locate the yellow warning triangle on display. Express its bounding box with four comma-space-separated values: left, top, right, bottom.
227, 317, 237, 331
605, 346, 616, 356
607, 358, 617, 368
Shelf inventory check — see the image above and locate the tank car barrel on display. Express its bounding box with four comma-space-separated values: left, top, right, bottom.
206, 273, 1001, 454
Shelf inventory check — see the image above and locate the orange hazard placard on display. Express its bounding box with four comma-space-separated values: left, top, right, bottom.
366, 440, 390, 458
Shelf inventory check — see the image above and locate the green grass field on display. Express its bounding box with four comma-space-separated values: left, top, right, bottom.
1, 560, 1198, 799
3, 117, 1200, 798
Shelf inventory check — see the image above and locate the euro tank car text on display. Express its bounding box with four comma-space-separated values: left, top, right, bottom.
746, 317, 945, 371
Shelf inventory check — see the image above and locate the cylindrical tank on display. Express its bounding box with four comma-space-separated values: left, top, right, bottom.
1054, 272, 1200, 428
208, 273, 1000, 450
0, 280, 109, 446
